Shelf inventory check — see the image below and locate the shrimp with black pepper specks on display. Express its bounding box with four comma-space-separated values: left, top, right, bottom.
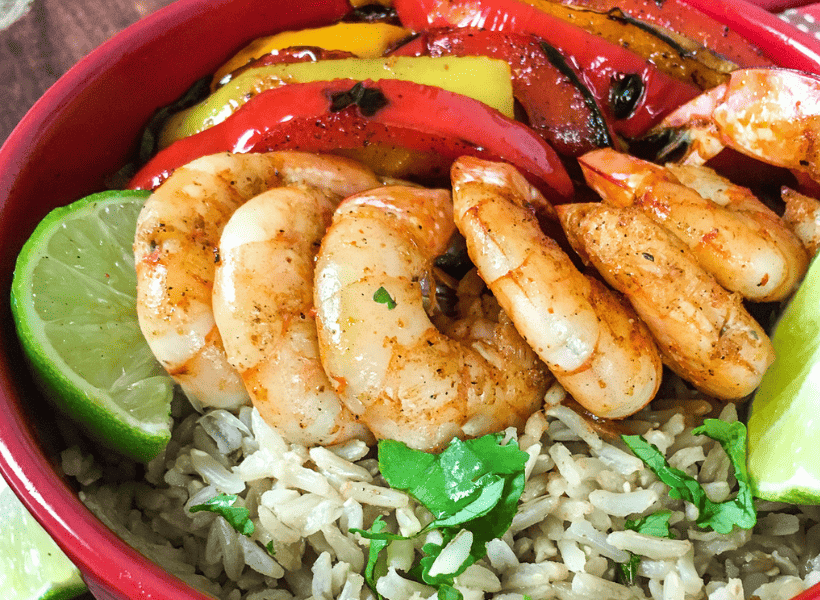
450, 156, 662, 419
212, 186, 375, 446
579, 148, 809, 301
313, 185, 551, 451
134, 151, 381, 410
646, 68, 820, 187
556, 202, 775, 401
782, 187, 820, 257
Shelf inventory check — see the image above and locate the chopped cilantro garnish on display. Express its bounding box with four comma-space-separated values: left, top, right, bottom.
354, 434, 528, 599
624, 509, 674, 539
360, 516, 391, 593
373, 286, 397, 309
622, 419, 756, 534
189, 493, 254, 536
617, 554, 641, 586
616, 510, 674, 585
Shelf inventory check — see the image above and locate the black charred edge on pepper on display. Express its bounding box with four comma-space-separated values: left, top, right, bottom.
538, 40, 612, 149
330, 82, 389, 117
342, 4, 400, 24
604, 7, 694, 59
138, 76, 213, 164
610, 73, 644, 120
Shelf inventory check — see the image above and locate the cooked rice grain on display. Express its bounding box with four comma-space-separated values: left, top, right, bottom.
64, 395, 820, 600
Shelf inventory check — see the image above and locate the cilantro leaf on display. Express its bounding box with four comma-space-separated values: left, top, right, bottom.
359, 516, 391, 594
691, 419, 756, 531
356, 434, 529, 598
622, 419, 756, 534
380, 435, 526, 529
189, 493, 254, 536
624, 509, 674, 538
373, 286, 397, 309
437, 584, 463, 600
617, 554, 641, 586
617, 509, 675, 584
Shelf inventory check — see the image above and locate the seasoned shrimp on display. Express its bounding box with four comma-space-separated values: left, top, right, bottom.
450, 156, 662, 419
556, 202, 775, 400
647, 68, 820, 185
579, 148, 809, 301
313, 185, 551, 451
212, 187, 374, 446
134, 151, 381, 410
782, 187, 820, 257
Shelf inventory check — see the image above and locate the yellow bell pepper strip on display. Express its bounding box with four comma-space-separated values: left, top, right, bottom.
212, 22, 411, 88
159, 56, 516, 149
511, 0, 739, 89
529, 0, 772, 69
130, 78, 573, 200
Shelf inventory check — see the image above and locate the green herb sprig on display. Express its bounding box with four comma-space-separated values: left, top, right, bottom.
354, 434, 529, 600
622, 419, 756, 535
373, 286, 397, 309
616, 510, 674, 585
189, 493, 254, 536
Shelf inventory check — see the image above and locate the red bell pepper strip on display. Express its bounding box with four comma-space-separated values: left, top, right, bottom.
681, 0, 820, 75
129, 78, 573, 199
521, 0, 773, 68
391, 28, 614, 157
393, 0, 702, 138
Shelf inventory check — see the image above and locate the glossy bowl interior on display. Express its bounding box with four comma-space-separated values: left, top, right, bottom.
1, 1, 820, 599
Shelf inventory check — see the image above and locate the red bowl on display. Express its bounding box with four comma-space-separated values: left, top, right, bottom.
1, 1, 819, 599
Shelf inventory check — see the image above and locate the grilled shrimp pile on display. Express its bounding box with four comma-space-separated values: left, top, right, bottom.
134, 68, 820, 452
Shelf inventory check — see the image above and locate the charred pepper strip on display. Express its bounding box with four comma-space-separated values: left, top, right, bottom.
394, 0, 702, 138
535, 0, 772, 68
129, 78, 573, 199
512, 0, 739, 88
392, 28, 613, 156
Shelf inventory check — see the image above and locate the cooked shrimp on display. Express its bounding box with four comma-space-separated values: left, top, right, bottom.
782, 187, 820, 257
556, 202, 775, 400
134, 151, 381, 410
212, 187, 374, 445
450, 156, 662, 419
579, 148, 809, 301
313, 185, 551, 451
648, 68, 820, 185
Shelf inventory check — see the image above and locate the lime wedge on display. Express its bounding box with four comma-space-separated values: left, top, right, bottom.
0, 473, 86, 600
10, 191, 174, 463
748, 255, 820, 504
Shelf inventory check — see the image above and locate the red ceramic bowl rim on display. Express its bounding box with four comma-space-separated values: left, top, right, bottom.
1, 1, 820, 599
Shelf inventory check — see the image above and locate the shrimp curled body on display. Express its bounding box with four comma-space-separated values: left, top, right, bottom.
314, 185, 551, 451
650, 68, 820, 186
557, 202, 775, 400
451, 157, 662, 419
213, 187, 375, 446
134, 151, 381, 410
579, 149, 808, 302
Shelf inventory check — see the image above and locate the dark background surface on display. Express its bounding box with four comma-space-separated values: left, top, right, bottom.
0, 0, 175, 145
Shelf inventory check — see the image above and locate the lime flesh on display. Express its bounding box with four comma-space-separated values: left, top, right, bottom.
10, 190, 174, 463
748, 255, 820, 504
0, 473, 86, 600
